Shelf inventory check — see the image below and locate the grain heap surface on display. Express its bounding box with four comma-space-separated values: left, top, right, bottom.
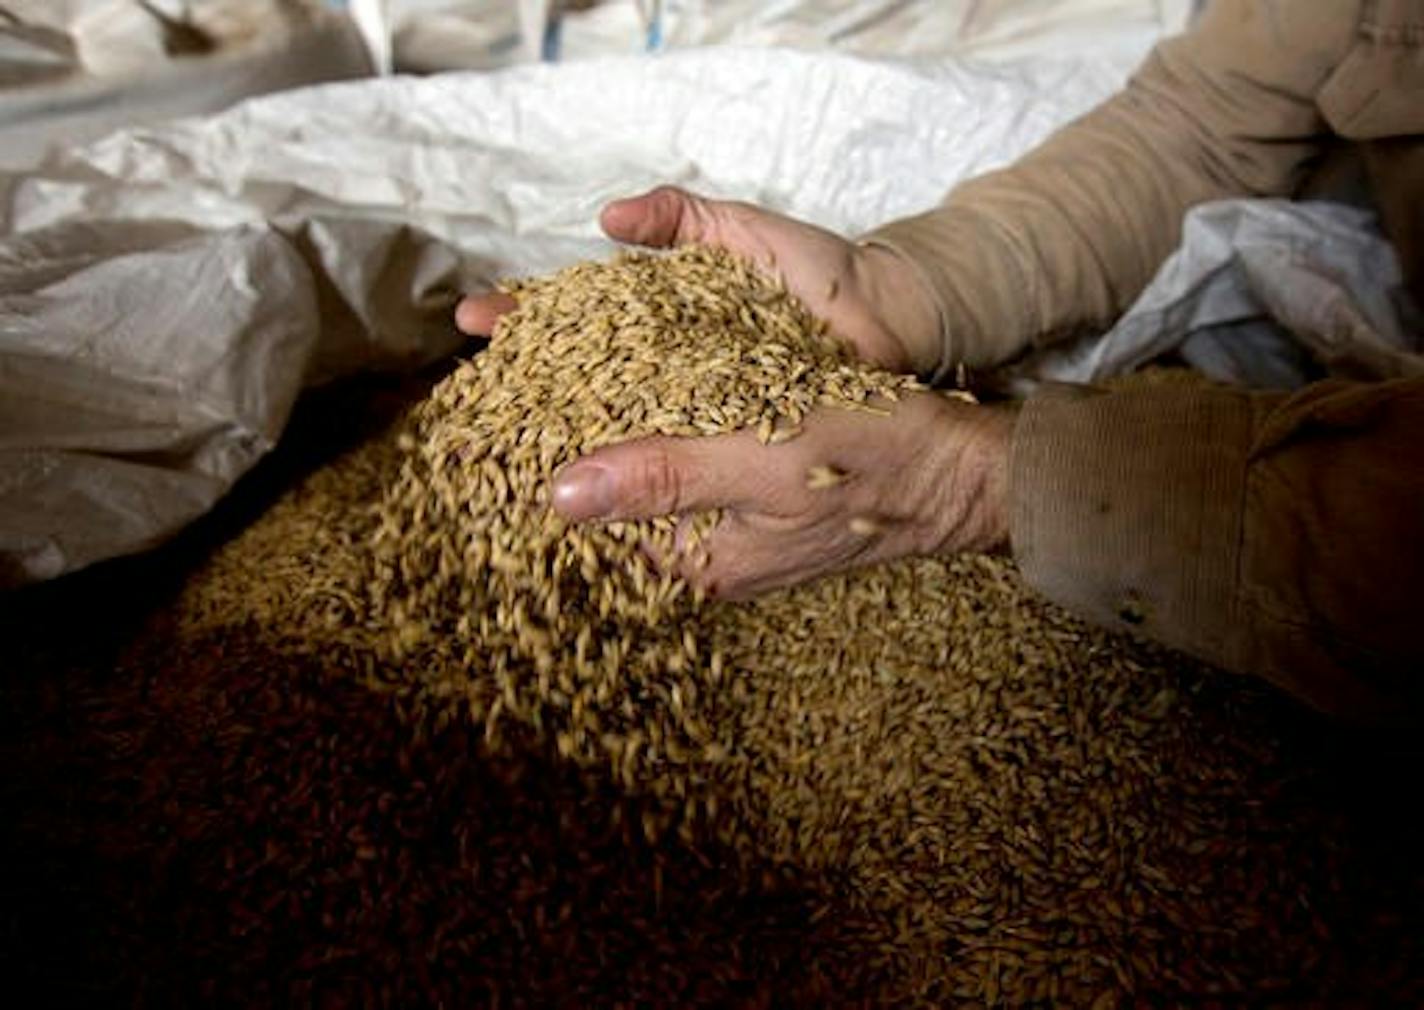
5, 252, 1424, 1006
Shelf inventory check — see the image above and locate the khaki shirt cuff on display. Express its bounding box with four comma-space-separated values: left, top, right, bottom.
1009, 381, 1254, 669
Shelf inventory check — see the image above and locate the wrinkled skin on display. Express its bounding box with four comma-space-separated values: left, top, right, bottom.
457, 186, 1014, 599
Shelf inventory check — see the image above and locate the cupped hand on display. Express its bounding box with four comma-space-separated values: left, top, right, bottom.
455, 185, 940, 374
550, 393, 1015, 600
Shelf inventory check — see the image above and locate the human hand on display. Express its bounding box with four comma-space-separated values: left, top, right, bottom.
549, 392, 1015, 600
455, 185, 941, 374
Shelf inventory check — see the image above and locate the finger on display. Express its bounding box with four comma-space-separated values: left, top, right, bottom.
691, 515, 888, 602
455, 292, 518, 336
552, 431, 760, 522
599, 185, 715, 249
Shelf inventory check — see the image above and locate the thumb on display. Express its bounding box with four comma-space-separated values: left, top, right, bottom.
599, 185, 716, 249
455, 291, 518, 337
552, 433, 754, 522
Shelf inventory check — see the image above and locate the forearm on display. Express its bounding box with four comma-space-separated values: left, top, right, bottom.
865, 0, 1358, 379
867, 88, 1252, 376
1010, 375, 1424, 723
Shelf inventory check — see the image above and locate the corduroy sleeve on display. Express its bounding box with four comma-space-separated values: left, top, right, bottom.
1009, 376, 1424, 723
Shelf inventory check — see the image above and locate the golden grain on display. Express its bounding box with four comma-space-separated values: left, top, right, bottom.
126, 250, 1409, 1007
805, 464, 849, 490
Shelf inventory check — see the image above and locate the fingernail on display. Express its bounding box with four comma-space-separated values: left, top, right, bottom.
553, 463, 615, 520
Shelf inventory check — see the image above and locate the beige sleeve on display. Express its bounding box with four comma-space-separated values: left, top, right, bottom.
864, 0, 1361, 379
1010, 377, 1424, 723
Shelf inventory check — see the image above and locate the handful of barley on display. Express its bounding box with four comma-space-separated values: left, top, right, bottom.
365, 245, 915, 773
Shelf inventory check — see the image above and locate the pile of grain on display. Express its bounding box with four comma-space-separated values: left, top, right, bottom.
8, 249, 1422, 1006
359, 246, 919, 816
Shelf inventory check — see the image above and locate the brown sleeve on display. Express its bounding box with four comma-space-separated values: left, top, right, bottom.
1010, 376, 1424, 723
864, 0, 1362, 379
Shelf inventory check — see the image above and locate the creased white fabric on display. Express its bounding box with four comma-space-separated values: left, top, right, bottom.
0, 4, 371, 171
996, 200, 1423, 394
388, 0, 1196, 71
